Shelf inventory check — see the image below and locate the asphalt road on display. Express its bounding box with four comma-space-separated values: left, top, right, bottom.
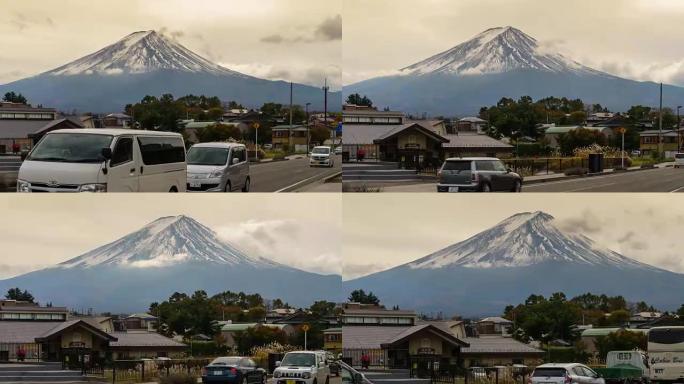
0, 155, 342, 193
251, 155, 342, 192
524, 167, 684, 192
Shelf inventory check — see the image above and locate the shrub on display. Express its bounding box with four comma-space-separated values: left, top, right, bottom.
158, 374, 197, 384
564, 167, 588, 176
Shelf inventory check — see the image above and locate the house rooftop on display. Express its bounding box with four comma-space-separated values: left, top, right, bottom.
462, 336, 544, 355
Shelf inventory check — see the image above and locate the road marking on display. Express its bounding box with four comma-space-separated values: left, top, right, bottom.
275, 171, 340, 192
670, 186, 684, 193
368, 379, 430, 382
565, 182, 617, 192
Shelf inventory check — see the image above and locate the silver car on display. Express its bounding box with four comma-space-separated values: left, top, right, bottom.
530, 364, 605, 384
437, 157, 522, 192
186, 142, 250, 192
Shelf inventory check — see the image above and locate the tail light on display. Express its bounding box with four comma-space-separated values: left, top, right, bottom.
564, 374, 572, 384
230, 368, 238, 375
471, 173, 479, 183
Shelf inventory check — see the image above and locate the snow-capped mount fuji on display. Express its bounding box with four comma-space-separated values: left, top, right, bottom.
0, 30, 341, 113
400, 27, 607, 77
344, 211, 684, 316
45, 30, 246, 77
345, 26, 684, 115
58, 215, 279, 269
0, 216, 341, 312
408, 211, 654, 270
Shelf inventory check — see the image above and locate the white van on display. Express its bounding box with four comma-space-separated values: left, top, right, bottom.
17, 129, 186, 192
186, 142, 250, 192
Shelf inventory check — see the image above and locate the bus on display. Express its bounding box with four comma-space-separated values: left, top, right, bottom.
648, 326, 684, 384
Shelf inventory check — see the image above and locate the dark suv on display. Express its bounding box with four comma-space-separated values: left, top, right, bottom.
436, 157, 522, 192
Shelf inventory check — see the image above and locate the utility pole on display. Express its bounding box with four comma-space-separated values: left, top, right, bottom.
305, 102, 311, 156
659, 82, 663, 159
289, 82, 293, 152
323, 78, 330, 148
678, 106, 682, 152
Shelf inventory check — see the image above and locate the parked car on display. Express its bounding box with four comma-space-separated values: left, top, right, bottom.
17, 129, 186, 192
273, 351, 330, 384
202, 357, 266, 384
310, 146, 334, 167
186, 142, 250, 192
437, 157, 522, 192
674, 153, 684, 168
263, 144, 273, 150
338, 361, 371, 384
334, 146, 342, 155
530, 363, 605, 384
631, 150, 642, 157
594, 351, 649, 384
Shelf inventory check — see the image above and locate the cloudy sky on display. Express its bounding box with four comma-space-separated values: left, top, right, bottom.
0, 195, 341, 279
343, 194, 684, 280
0, 0, 341, 89
343, 0, 684, 85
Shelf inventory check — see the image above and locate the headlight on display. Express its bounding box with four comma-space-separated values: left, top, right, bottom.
79, 183, 107, 192
273, 371, 282, 378
302, 372, 311, 379
209, 169, 224, 178
16, 180, 31, 193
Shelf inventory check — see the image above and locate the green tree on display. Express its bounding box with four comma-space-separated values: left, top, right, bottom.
196, 123, 243, 142
345, 93, 373, 107
595, 330, 647, 358
309, 126, 330, 145
557, 128, 607, 155
348, 289, 380, 305
677, 304, 684, 317
5, 288, 35, 303
3, 91, 28, 104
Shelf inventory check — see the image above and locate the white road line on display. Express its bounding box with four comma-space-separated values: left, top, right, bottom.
670, 186, 684, 193
566, 182, 617, 192
275, 171, 338, 193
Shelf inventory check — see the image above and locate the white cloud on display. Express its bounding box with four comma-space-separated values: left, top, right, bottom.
216, 219, 341, 275
127, 252, 189, 268
221, 62, 341, 90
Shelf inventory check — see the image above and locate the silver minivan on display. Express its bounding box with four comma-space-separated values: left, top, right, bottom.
186, 142, 250, 192
530, 364, 605, 384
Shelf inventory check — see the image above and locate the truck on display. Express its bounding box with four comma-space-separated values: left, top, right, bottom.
594, 351, 649, 384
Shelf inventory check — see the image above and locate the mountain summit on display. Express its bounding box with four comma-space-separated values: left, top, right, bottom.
345, 26, 684, 115
408, 211, 653, 270
401, 27, 605, 76
45, 30, 245, 77
344, 211, 684, 315
58, 215, 278, 269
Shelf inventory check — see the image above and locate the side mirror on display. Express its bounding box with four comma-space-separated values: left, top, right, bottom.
101, 147, 113, 160
275, 361, 281, 367
232, 157, 240, 165
20, 151, 29, 161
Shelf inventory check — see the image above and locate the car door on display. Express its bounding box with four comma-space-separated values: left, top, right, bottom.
492, 160, 514, 190
475, 160, 499, 190
582, 366, 602, 384
107, 136, 139, 192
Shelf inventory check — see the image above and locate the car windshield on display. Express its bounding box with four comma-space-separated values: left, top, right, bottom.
312, 147, 330, 154
676, 153, 684, 159
281, 353, 316, 367
187, 147, 230, 166
27, 133, 113, 163
442, 161, 471, 171
211, 357, 241, 366
533, 368, 567, 377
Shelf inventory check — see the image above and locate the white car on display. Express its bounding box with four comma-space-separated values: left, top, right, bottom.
310, 146, 334, 167
186, 142, 250, 192
674, 153, 684, 168
334, 146, 342, 155
274, 351, 330, 384
17, 129, 186, 192
530, 364, 605, 384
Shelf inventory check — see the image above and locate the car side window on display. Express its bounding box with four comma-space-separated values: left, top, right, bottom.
583, 367, 597, 377
572, 367, 584, 376
492, 161, 507, 172
475, 161, 494, 171
111, 137, 133, 167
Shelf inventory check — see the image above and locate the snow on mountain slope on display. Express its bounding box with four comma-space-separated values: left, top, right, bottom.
400, 26, 610, 77
58, 215, 280, 269
408, 211, 659, 270
45, 30, 247, 77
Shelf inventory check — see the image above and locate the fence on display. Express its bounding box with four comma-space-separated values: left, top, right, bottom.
80, 358, 211, 383
503, 157, 629, 176
414, 365, 530, 384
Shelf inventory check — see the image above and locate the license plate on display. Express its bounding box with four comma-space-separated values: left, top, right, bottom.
212, 371, 223, 375
286, 380, 296, 384
448, 187, 459, 192
190, 182, 202, 188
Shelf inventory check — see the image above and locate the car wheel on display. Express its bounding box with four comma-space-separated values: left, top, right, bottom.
224, 182, 232, 192
512, 180, 522, 192
242, 377, 247, 384
481, 183, 491, 192
169, 186, 178, 193
242, 177, 250, 192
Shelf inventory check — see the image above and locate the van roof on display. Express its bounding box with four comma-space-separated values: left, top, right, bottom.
190, 142, 245, 148
445, 157, 501, 161
47, 128, 183, 137
535, 363, 582, 369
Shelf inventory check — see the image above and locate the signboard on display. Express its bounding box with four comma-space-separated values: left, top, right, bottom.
336, 123, 343, 135
253, 123, 260, 129
616, 127, 626, 134
301, 324, 310, 332
69, 342, 85, 348
417, 347, 435, 355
